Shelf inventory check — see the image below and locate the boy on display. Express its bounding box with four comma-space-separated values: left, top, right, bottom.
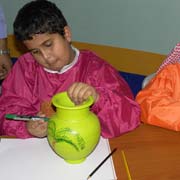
0, 0, 140, 138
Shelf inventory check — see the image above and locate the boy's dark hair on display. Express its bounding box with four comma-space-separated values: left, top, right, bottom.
13, 0, 68, 41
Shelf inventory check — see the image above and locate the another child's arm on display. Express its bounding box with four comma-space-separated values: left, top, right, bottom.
0, 38, 12, 80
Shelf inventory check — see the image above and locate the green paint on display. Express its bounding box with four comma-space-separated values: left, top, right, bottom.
48, 121, 85, 152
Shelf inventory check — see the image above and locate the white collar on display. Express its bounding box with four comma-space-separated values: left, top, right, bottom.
43, 47, 79, 74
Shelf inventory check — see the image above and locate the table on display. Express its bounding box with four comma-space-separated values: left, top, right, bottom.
109, 123, 180, 180
1, 123, 180, 180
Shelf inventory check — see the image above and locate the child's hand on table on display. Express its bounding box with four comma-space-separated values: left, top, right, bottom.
67, 82, 99, 105
26, 112, 48, 138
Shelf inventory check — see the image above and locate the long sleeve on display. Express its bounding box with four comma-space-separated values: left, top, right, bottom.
0, 5, 7, 38
136, 63, 180, 131
0, 56, 39, 138
87, 61, 140, 138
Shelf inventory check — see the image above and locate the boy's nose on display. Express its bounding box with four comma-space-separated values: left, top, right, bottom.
41, 50, 50, 60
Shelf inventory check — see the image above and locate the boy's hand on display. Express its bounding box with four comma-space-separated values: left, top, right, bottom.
67, 82, 99, 105
26, 112, 48, 138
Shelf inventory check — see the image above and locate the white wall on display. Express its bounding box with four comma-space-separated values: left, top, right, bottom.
1, 0, 180, 55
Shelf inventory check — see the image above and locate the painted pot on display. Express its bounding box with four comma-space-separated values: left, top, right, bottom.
47, 91, 101, 164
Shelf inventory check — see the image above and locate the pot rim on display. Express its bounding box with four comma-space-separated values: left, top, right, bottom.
52, 91, 94, 110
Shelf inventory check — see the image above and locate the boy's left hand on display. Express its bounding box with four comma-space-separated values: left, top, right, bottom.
67, 82, 99, 105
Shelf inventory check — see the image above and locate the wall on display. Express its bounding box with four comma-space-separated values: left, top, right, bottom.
1, 0, 180, 55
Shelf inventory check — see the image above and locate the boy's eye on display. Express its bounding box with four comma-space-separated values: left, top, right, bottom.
31, 49, 39, 54
45, 41, 52, 47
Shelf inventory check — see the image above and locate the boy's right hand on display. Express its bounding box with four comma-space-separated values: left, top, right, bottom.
26, 120, 48, 138
26, 112, 48, 138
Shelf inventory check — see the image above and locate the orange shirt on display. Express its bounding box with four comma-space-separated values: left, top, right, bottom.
136, 63, 180, 131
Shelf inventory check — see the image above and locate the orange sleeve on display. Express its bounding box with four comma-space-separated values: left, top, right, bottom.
136, 63, 180, 131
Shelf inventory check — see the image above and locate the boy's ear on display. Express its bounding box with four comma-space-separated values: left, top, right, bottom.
64, 26, 72, 42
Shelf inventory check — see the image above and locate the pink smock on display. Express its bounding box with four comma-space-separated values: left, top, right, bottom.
0, 50, 140, 138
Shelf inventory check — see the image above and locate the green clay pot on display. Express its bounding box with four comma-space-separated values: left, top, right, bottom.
47, 91, 101, 164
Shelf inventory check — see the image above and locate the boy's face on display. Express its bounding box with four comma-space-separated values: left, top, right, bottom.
23, 26, 75, 71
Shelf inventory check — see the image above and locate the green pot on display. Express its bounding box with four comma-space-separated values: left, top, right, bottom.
47, 91, 101, 164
